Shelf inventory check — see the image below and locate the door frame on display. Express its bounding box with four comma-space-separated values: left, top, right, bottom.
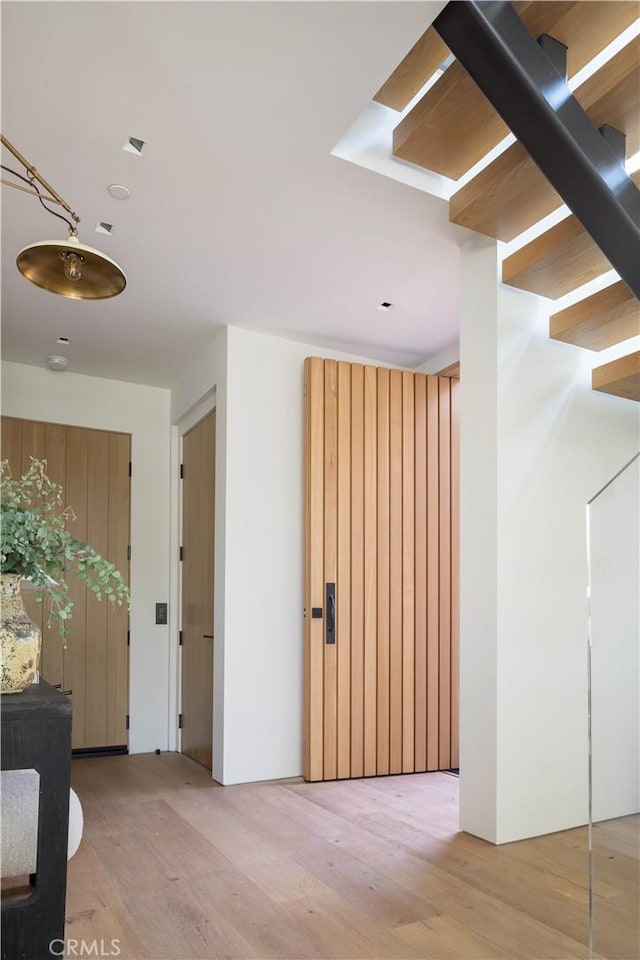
172, 389, 219, 775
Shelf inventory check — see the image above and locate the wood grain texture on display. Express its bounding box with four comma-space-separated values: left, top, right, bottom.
350, 364, 365, 779
389, 369, 404, 775
502, 173, 640, 299
323, 361, 338, 782
401, 371, 415, 773
107, 433, 131, 747
336, 362, 352, 780
363, 366, 378, 777
66, 752, 639, 960
426, 376, 440, 771
550, 281, 640, 351
450, 36, 640, 241
413, 375, 428, 773
85, 429, 110, 749
392, 0, 638, 179
65, 428, 89, 750
373, 27, 449, 111
376, 368, 391, 776
181, 411, 216, 770
438, 379, 452, 770
304, 361, 458, 780
1, 417, 131, 750
592, 350, 640, 402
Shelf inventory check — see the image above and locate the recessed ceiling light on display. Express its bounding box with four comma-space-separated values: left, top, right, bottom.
122, 136, 147, 156
56, 336, 70, 345
95, 221, 113, 234
377, 301, 393, 312
108, 184, 130, 200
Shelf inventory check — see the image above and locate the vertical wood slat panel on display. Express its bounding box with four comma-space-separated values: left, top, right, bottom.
426, 376, 440, 771
450, 378, 460, 769
19, 421, 46, 639
402, 371, 415, 773
304, 358, 324, 780
413, 375, 428, 772
107, 433, 131, 746
350, 364, 365, 779
0, 417, 23, 477
438, 378, 452, 770
40, 424, 67, 688
388, 370, 403, 775
336, 362, 352, 779
376, 368, 390, 776
363, 366, 378, 776
85, 430, 110, 748
65, 428, 89, 749
304, 360, 459, 782
323, 361, 339, 781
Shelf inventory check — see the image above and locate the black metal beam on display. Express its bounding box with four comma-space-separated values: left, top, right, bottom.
434, 1, 640, 299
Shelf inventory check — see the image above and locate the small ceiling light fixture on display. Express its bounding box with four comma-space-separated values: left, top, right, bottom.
108, 184, 130, 200
46, 355, 69, 372
122, 136, 147, 156
377, 301, 393, 312
1, 134, 126, 299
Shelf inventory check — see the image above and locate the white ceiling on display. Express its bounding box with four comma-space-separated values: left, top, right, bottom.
1, 1, 464, 388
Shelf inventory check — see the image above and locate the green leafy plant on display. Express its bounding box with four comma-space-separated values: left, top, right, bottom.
1, 458, 131, 644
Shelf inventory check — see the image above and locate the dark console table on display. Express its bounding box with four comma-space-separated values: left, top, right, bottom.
1, 680, 72, 960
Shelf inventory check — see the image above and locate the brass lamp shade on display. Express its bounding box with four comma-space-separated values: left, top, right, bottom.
16, 236, 126, 300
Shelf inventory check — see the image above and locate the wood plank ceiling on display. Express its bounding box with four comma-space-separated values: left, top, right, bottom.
375, 0, 640, 402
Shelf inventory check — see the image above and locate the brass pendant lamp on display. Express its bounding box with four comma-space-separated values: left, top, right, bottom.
1, 134, 126, 299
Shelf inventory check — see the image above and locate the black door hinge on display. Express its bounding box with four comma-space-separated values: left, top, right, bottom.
179, 630, 183, 646
127, 545, 131, 560
179, 546, 184, 561
125, 714, 130, 730
178, 713, 183, 729
127, 629, 130, 647
180, 463, 184, 479
129, 461, 132, 477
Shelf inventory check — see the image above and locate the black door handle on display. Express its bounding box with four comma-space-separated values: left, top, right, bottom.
326, 583, 336, 644
202, 634, 214, 639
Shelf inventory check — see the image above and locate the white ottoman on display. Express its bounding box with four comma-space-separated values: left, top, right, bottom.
1, 768, 83, 878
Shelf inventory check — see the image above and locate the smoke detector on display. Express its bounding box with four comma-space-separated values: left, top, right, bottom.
46, 355, 69, 372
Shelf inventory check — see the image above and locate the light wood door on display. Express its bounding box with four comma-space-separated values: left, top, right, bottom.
304, 359, 459, 781
180, 410, 215, 770
1, 416, 131, 750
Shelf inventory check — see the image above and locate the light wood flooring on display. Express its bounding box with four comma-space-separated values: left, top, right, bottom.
63, 753, 639, 960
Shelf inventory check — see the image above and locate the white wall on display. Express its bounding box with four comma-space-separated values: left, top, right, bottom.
459, 237, 640, 843
1, 361, 172, 754
172, 326, 398, 784
589, 454, 639, 822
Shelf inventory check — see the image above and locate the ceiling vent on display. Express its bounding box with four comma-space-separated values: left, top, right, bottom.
123, 136, 148, 156
46, 355, 69, 372
95, 222, 113, 235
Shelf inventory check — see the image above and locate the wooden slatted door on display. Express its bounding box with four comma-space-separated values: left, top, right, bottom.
180, 409, 215, 770
0, 416, 131, 750
304, 359, 459, 781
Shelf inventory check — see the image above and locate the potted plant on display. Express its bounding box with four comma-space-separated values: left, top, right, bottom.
0, 458, 131, 693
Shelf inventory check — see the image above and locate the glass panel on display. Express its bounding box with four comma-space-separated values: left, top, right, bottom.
587, 452, 640, 960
